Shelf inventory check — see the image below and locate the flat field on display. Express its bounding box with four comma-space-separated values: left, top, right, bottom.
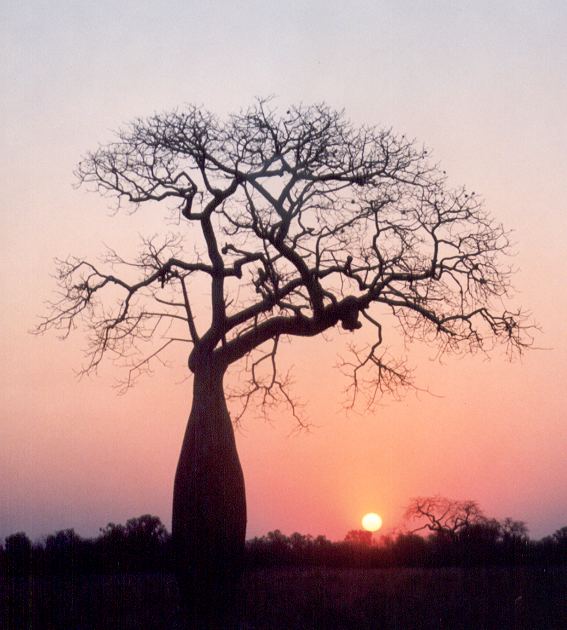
1, 566, 565, 629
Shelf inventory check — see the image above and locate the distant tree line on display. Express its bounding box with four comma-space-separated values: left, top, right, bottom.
1, 509, 565, 576
246, 524, 567, 569
0, 515, 171, 576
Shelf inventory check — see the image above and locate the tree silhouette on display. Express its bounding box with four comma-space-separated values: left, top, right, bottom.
37, 100, 532, 623
97, 515, 169, 572
344, 529, 373, 546
43, 529, 84, 574
404, 496, 487, 540
4, 532, 33, 575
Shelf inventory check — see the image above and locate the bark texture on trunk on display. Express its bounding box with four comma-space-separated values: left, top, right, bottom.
172, 365, 246, 627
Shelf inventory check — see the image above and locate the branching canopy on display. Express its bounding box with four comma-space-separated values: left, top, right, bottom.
37, 100, 533, 417
404, 496, 486, 537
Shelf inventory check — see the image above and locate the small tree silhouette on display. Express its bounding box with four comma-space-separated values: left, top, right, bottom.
98, 515, 168, 572
404, 496, 486, 540
4, 532, 32, 575
344, 529, 373, 546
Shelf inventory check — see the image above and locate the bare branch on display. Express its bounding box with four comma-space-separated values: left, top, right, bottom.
38, 99, 534, 423
404, 496, 487, 539
226, 336, 307, 428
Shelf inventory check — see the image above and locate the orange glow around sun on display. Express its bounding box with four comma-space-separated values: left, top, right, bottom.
361, 512, 383, 532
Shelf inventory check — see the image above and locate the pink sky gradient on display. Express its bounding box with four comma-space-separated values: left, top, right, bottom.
1, 1, 566, 542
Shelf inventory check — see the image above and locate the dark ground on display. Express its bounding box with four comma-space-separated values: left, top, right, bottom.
1, 566, 565, 629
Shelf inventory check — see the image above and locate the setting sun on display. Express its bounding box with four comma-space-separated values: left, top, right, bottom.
361, 513, 383, 532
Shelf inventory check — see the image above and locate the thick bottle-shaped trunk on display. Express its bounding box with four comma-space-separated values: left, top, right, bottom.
172, 365, 246, 626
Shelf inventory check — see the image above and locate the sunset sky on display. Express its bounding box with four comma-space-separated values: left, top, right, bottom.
1, 0, 566, 543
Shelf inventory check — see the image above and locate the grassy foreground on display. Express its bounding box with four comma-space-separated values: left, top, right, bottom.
1, 566, 565, 629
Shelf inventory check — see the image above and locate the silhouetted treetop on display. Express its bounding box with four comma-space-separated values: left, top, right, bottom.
38, 99, 533, 415
344, 529, 373, 546
404, 496, 487, 538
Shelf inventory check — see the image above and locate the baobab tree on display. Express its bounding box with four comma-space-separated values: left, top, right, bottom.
37, 100, 531, 623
